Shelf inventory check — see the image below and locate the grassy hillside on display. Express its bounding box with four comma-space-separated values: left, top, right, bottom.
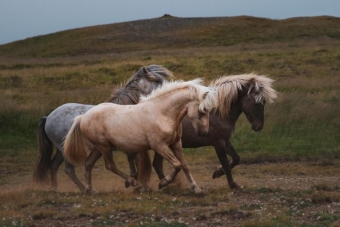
1, 15, 340, 58
0, 15, 339, 160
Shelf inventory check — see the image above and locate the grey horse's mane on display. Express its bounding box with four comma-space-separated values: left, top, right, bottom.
210, 73, 278, 118
106, 65, 174, 105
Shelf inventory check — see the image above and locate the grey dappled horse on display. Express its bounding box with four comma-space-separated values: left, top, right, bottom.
33, 65, 174, 192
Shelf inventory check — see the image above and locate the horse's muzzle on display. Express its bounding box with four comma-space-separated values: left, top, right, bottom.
197, 130, 208, 137
251, 124, 263, 132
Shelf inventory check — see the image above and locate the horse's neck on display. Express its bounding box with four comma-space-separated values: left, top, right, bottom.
154, 89, 192, 120
220, 96, 244, 124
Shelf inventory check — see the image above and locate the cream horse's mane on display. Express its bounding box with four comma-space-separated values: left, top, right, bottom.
139, 79, 217, 112
209, 73, 278, 118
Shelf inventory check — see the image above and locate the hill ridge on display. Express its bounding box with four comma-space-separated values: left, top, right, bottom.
0, 15, 339, 58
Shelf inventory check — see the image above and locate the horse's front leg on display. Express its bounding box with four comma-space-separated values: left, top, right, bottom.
170, 140, 201, 194
153, 144, 182, 189
84, 148, 102, 194
226, 141, 240, 169
152, 152, 165, 180
212, 142, 242, 189
212, 141, 240, 179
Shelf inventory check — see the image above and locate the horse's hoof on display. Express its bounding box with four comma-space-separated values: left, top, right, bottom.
125, 178, 137, 188
212, 169, 224, 179
125, 181, 131, 188
158, 179, 167, 189
134, 185, 150, 193
85, 189, 94, 195
229, 182, 243, 190
194, 187, 202, 194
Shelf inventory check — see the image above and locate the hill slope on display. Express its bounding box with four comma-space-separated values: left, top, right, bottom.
1, 15, 340, 58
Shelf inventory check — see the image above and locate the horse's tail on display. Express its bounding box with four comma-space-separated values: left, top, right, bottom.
63, 115, 88, 165
33, 116, 53, 184
137, 151, 152, 186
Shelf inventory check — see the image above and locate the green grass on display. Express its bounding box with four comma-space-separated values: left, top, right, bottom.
0, 16, 339, 158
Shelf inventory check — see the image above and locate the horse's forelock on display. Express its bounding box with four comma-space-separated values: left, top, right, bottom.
248, 75, 277, 103
195, 85, 217, 113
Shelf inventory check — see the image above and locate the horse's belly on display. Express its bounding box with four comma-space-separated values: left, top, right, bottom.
109, 134, 150, 154
182, 136, 211, 148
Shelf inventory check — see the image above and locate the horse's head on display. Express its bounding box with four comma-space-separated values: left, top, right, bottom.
210, 74, 277, 132
108, 65, 174, 105
187, 85, 218, 137
135, 65, 174, 95
240, 86, 265, 132
240, 76, 277, 132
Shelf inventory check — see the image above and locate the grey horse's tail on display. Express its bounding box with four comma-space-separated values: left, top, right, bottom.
33, 117, 53, 184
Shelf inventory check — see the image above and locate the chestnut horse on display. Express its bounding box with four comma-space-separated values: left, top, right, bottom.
63, 79, 217, 194
149, 74, 277, 189
33, 65, 173, 192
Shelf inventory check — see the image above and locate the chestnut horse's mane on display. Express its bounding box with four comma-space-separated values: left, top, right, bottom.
210, 73, 278, 118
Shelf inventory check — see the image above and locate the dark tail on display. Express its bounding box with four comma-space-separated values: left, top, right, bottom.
137, 151, 152, 187
33, 117, 53, 184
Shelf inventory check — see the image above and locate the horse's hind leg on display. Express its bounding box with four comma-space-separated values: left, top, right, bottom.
84, 149, 102, 194
170, 140, 201, 194
128, 153, 138, 179
99, 146, 138, 188
49, 149, 64, 190
64, 161, 86, 192
212, 141, 240, 179
212, 142, 241, 189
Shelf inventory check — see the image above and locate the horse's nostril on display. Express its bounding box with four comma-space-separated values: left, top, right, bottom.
201, 131, 207, 137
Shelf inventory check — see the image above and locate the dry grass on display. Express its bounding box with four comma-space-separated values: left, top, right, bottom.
1, 150, 340, 226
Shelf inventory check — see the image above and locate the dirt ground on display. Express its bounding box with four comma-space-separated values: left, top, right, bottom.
1, 153, 340, 227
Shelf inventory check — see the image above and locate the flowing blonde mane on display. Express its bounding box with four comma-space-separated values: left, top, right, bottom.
140, 79, 217, 112
209, 73, 278, 118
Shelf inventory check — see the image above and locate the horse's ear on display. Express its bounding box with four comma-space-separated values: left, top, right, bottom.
142, 67, 148, 74
203, 91, 208, 99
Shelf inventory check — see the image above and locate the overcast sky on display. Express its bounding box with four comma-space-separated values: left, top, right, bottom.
1, 0, 339, 45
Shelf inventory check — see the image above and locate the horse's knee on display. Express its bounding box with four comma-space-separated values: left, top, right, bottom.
104, 163, 111, 171
173, 162, 182, 172
232, 154, 240, 166
64, 166, 74, 176
105, 163, 116, 172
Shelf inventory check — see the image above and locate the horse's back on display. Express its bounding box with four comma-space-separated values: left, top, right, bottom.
80, 103, 151, 152
45, 103, 94, 151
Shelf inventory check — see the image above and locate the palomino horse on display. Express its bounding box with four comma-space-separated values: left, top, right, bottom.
149, 74, 277, 189
33, 65, 174, 192
63, 79, 217, 194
